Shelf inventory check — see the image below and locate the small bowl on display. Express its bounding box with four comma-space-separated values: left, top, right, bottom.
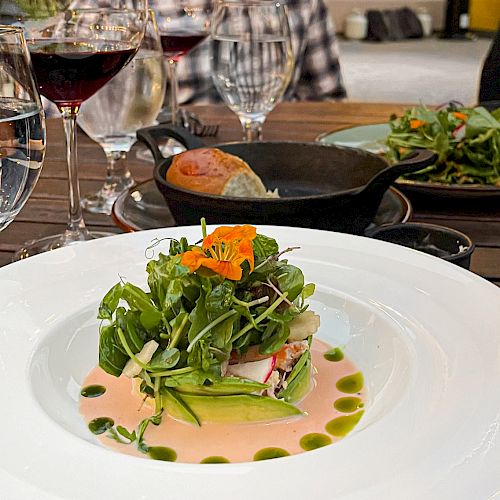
366, 222, 475, 269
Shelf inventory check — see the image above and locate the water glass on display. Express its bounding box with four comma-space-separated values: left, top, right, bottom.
211, 0, 294, 141
0, 26, 45, 232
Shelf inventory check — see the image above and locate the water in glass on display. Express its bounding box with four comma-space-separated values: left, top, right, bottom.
211, 1, 294, 141
79, 50, 165, 155
0, 26, 45, 233
0, 99, 44, 230
212, 34, 293, 124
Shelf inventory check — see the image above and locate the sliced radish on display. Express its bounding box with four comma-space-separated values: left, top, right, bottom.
227, 356, 276, 383
122, 340, 159, 378
452, 123, 466, 140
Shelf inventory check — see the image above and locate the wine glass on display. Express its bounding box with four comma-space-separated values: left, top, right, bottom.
157, 1, 211, 126
211, 0, 294, 141
0, 26, 45, 233
77, 10, 166, 215
11, 1, 148, 259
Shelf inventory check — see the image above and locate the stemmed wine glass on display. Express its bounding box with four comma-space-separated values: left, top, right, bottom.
0, 26, 45, 233
12, 1, 148, 259
77, 10, 166, 215
157, 1, 211, 126
211, 0, 294, 141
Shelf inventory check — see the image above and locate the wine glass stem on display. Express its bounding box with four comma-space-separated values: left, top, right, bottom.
104, 150, 132, 190
61, 106, 89, 239
167, 59, 179, 126
241, 118, 264, 142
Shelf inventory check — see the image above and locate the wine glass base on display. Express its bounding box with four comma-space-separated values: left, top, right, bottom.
13, 231, 116, 261
82, 180, 135, 215
81, 194, 115, 215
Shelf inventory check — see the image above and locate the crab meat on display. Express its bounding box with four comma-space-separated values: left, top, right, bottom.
231, 339, 310, 370
275, 341, 309, 371
265, 370, 281, 398
122, 340, 159, 378
227, 356, 276, 383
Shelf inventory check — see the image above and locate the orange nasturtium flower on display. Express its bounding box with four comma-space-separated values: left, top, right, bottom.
180, 225, 257, 280
453, 111, 468, 121
410, 119, 426, 129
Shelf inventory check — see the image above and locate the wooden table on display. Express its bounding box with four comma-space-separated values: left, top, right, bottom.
2, 102, 500, 285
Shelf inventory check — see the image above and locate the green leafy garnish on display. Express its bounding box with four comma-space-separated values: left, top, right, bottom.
96, 224, 318, 426
386, 104, 500, 185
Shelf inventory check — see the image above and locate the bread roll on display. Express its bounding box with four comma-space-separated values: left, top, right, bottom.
166, 148, 275, 197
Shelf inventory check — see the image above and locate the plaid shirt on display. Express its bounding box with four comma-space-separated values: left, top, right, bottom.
154, 0, 346, 104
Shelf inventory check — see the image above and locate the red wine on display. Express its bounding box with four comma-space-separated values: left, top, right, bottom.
28, 40, 136, 109
160, 33, 207, 62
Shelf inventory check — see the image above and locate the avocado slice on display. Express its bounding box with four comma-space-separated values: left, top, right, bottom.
161, 392, 302, 423
277, 353, 311, 403
161, 388, 200, 426
175, 377, 268, 396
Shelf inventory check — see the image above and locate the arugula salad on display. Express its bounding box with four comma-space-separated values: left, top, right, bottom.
97, 222, 319, 431
386, 104, 500, 185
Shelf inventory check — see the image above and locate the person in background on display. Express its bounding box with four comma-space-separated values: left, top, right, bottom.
155, 0, 347, 105
36, 0, 346, 114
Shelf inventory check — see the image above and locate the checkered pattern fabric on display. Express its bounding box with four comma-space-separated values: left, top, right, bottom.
154, 0, 346, 104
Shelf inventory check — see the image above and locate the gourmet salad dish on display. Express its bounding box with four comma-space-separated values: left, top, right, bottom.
386, 104, 500, 185
82, 222, 365, 462
98, 222, 318, 423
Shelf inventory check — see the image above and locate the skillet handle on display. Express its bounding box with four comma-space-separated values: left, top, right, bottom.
362, 149, 438, 197
136, 124, 206, 164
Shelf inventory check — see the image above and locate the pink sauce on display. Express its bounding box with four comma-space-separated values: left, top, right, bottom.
80, 339, 365, 463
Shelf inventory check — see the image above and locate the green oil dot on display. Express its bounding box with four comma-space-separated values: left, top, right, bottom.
334, 396, 364, 413
299, 433, 332, 451
325, 410, 364, 437
81, 385, 106, 398
148, 446, 177, 462
200, 456, 230, 464
88, 417, 114, 435
324, 347, 344, 362
253, 447, 290, 461
336, 372, 364, 394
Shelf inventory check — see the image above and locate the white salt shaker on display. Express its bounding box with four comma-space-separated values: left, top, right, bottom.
344, 9, 368, 40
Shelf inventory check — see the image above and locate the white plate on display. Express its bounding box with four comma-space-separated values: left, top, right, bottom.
317, 125, 500, 199
1, 226, 500, 500
317, 123, 390, 154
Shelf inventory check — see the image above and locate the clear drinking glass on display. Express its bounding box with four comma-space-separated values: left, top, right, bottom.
0, 26, 45, 233
211, 0, 294, 141
157, 1, 211, 126
12, 2, 148, 260
77, 11, 166, 215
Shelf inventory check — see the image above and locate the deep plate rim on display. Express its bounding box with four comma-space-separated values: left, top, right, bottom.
1, 226, 500, 499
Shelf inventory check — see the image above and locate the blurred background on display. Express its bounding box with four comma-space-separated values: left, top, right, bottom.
328, 0, 499, 104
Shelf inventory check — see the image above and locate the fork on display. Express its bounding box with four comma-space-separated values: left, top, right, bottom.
179, 109, 220, 137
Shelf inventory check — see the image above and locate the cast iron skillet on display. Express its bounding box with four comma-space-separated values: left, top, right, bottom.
137, 124, 436, 234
